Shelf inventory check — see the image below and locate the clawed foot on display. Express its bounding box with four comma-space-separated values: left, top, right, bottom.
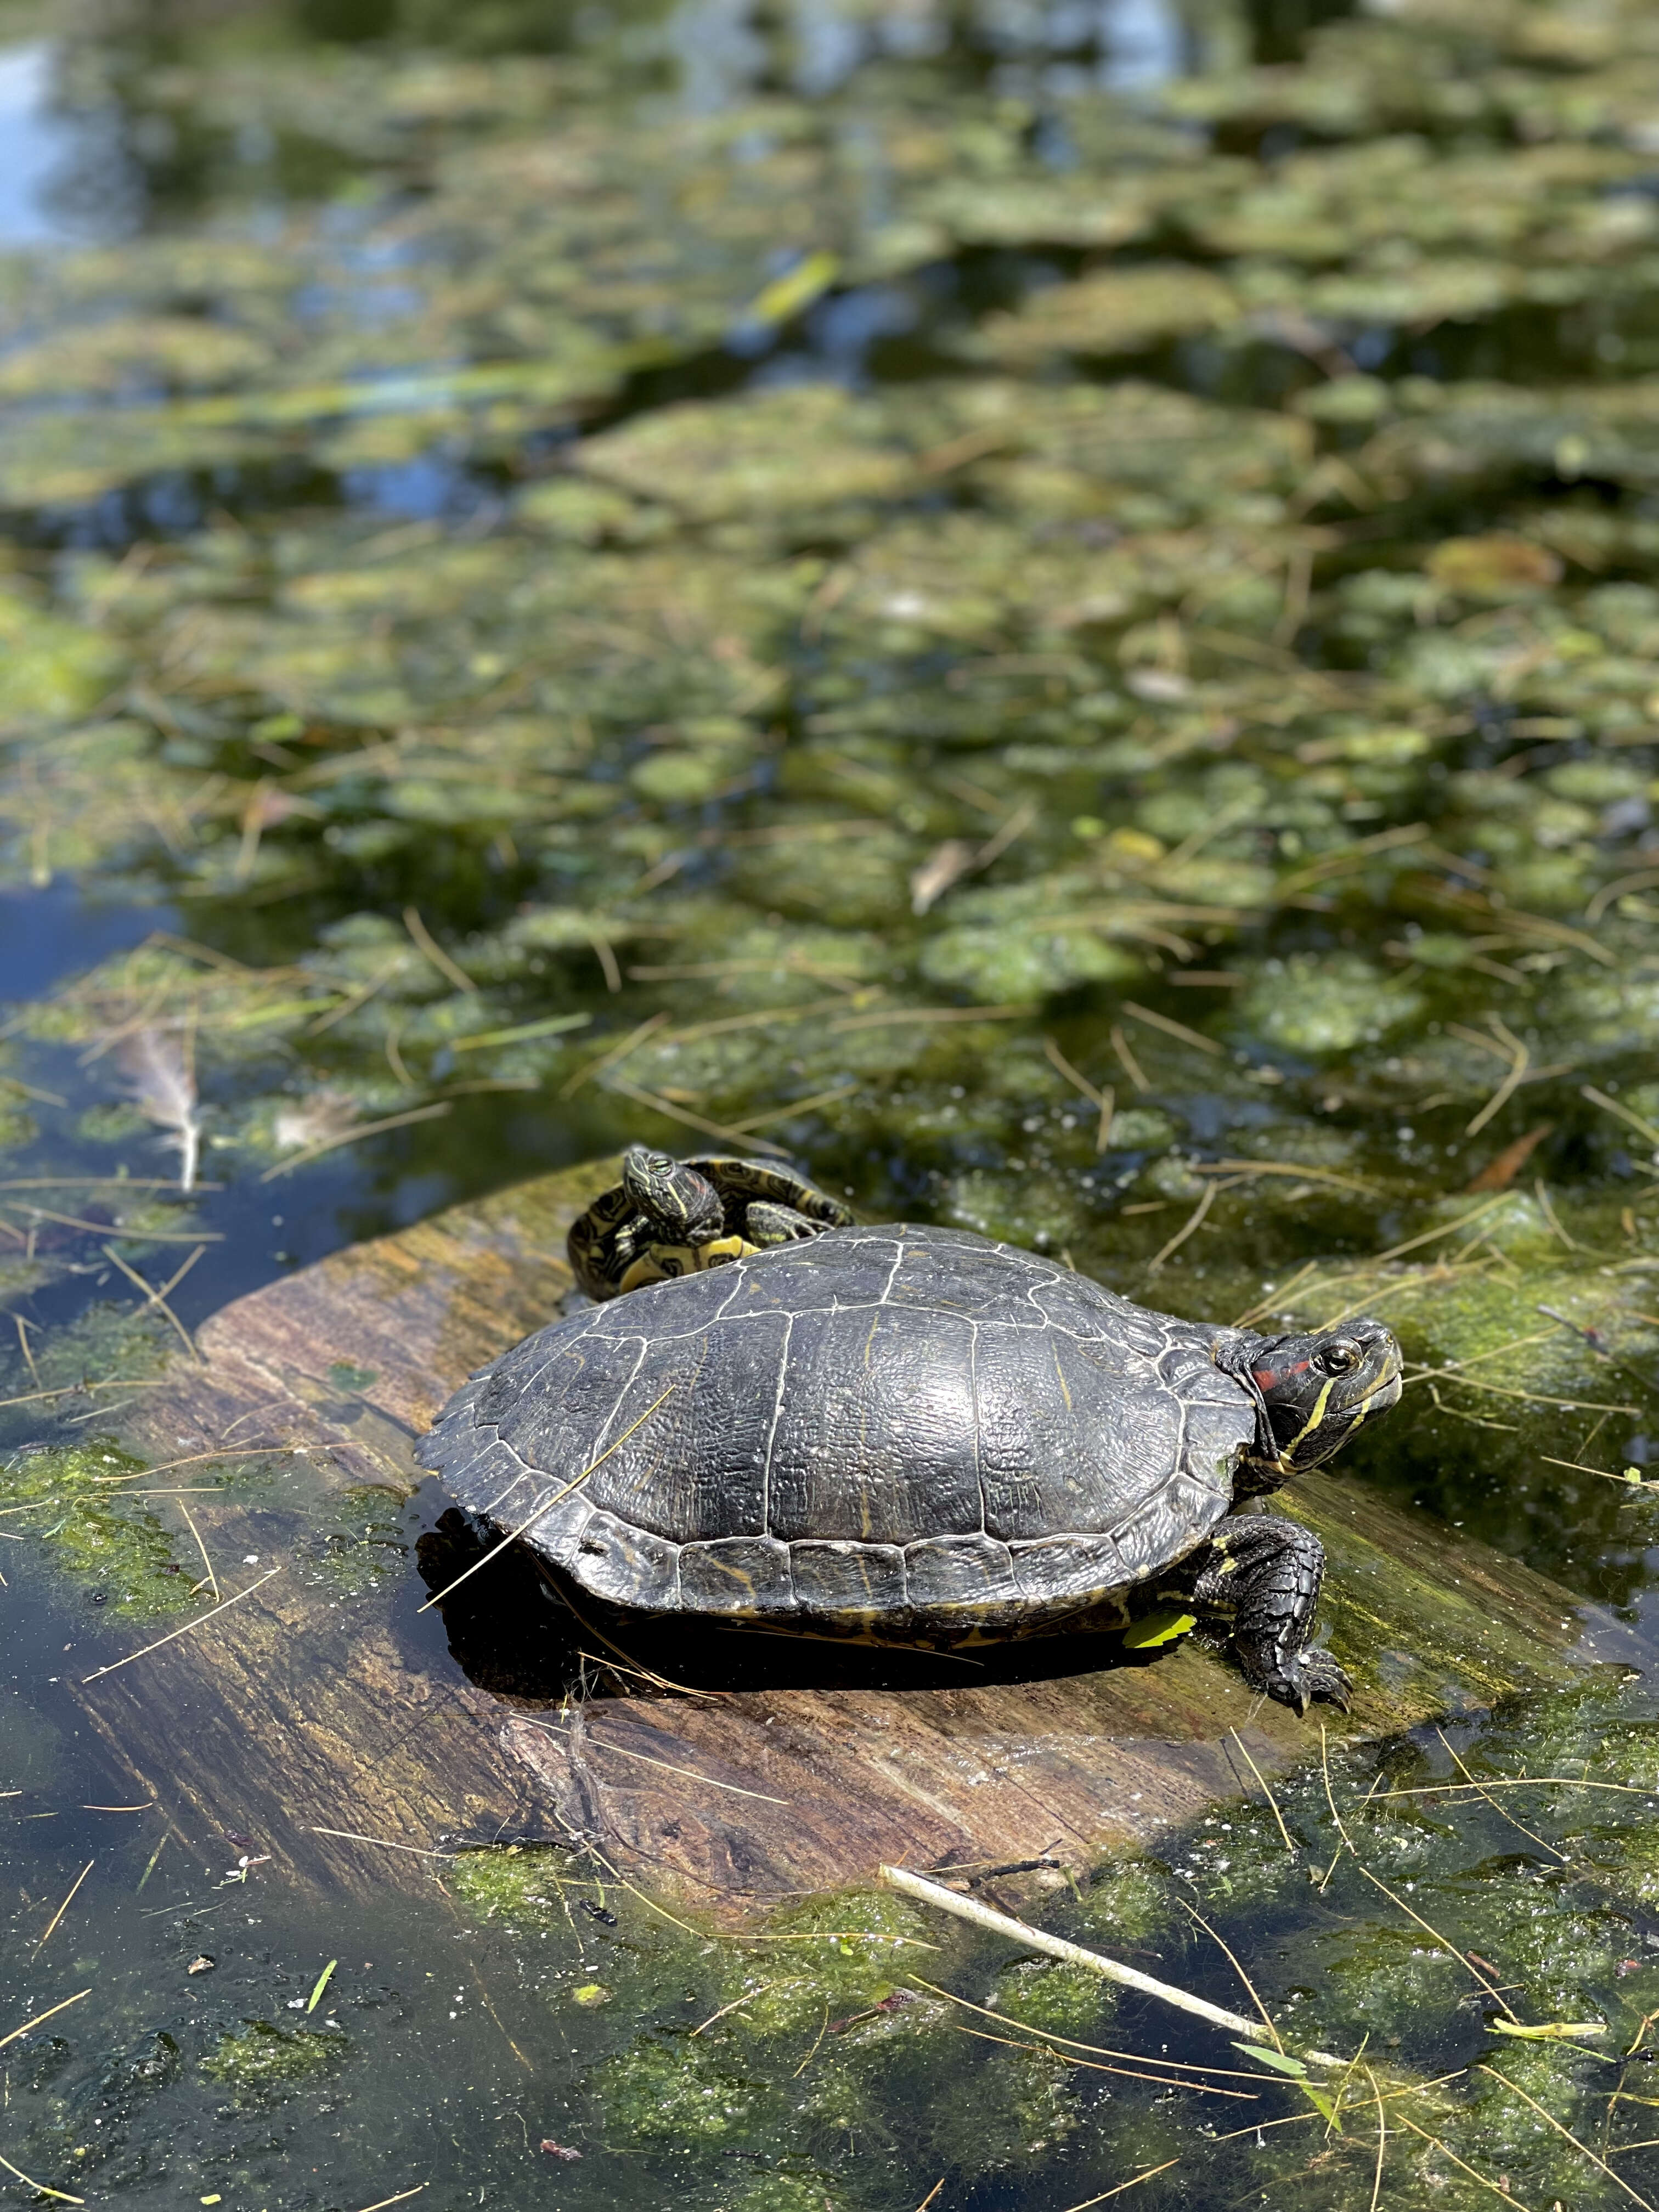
1249, 1647, 1353, 1717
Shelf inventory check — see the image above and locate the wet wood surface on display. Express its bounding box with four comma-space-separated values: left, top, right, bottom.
72, 1158, 1643, 1917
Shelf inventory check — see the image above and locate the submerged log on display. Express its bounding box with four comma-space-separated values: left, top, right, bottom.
70, 1158, 1641, 1918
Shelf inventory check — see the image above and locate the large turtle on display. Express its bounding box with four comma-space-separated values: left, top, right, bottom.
418, 1223, 1403, 1713
567, 1145, 854, 1301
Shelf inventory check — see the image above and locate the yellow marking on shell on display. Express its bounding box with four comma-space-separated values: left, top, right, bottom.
1052, 1340, 1073, 1414
616, 1235, 757, 1294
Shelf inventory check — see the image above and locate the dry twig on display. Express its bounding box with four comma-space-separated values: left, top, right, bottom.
882, 1865, 1271, 2042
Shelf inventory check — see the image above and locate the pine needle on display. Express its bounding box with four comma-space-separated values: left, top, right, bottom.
35, 1863, 93, 1952
0, 2150, 83, 2205
792, 2002, 831, 2078
0, 1989, 91, 2052
1365, 2062, 1386, 2212
258, 1101, 451, 1180
1121, 1001, 1222, 1056
689, 1982, 784, 2036
1060, 2159, 1181, 2210
1110, 1024, 1150, 1092
1432, 1726, 1566, 1864
1230, 1731, 1297, 1855
176, 1500, 218, 1603
518, 1716, 789, 1804
100, 1244, 200, 1364
416, 1383, 678, 1614
1479, 2067, 1656, 2211
402, 906, 476, 994
1393, 2114, 1533, 2210
81, 1567, 282, 1683
949, 2021, 1256, 2098
309, 1828, 452, 1862
1147, 1181, 1218, 1273
12, 1316, 38, 1391
1349, 1861, 1520, 2020
349, 2187, 427, 2212
906, 1979, 1277, 2080
1175, 1895, 1283, 2049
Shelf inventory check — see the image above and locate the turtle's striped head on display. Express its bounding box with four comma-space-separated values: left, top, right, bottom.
621, 1146, 725, 1245
1236, 1316, 1403, 1479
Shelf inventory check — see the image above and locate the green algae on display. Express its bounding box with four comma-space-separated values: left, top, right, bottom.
307, 1483, 406, 1595
1238, 954, 1426, 1058
0, 1443, 194, 1619
199, 2021, 346, 2103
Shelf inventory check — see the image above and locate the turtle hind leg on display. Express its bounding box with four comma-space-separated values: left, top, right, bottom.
744, 1200, 824, 1246
1183, 1516, 1351, 1717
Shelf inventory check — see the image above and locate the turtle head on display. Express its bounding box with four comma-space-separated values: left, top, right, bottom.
621, 1146, 725, 1245
1236, 1317, 1403, 1480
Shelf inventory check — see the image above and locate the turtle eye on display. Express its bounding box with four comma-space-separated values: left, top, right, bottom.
1318, 1340, 1359, 1375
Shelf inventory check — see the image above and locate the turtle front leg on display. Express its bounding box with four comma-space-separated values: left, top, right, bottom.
744, 1201, 822, 1246
1184, 1516, 1351, 1717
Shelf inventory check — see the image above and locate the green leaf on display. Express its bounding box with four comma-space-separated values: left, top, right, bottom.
1232, 2041, 1307, 2076
306, 1960, 337, 2014
743, 252, 842, 328
1488, 2017, 1606, 2042
1121, 1609, 1198, 1649
1299, 2084, 1340, 2129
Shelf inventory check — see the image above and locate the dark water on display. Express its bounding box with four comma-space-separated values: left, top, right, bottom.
4, 0, 1659, 2202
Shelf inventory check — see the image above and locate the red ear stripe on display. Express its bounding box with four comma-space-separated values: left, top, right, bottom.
1252, 1358, 1311, 1389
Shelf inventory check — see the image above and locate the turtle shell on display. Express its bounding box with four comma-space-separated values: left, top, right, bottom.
566, 1152, 854, 1301
419, 1224, 1258, 1646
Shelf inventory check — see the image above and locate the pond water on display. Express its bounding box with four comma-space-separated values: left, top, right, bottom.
5, 0, 1659, 2203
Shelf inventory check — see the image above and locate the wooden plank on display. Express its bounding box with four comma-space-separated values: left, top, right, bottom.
74, 1156, 1639, 1918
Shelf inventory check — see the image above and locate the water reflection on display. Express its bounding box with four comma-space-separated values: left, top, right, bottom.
0, 40, 137, 246
667, 0, 1192, 107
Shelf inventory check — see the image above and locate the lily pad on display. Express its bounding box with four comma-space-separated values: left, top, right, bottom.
969, 266, 1241, 366
1237, 953, 1425, 1058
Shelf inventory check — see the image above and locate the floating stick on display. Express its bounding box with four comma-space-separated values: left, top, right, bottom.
882, 1864, 1286, 2045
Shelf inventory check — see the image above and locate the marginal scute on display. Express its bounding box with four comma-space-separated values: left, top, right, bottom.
904, 1533, 1019, 1607
563, 1509, 681, 1609
788, 1539, 909, 1620
678, 1535, 794, 1613
1105, 1489, 1200, 1583
1009, 1533, 1135, 1607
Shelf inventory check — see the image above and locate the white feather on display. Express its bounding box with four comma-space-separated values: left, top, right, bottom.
118, 1028, 202, 1193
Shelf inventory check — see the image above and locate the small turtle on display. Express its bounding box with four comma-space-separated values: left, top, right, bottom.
567, 1146, 854, 1301
421, 1222, 1403, 1713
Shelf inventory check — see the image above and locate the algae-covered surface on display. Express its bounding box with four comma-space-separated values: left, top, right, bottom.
5, 0, 1659, 2199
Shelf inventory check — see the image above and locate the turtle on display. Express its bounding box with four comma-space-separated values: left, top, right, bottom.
419, 1222, 1404, 1714
566, 1145, 855, 1302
